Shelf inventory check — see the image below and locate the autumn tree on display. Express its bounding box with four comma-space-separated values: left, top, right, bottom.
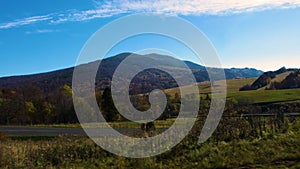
0, 89, 21, 124
101, 87, 120, 122
56, 84, 77, 123
25, 101, 36, 124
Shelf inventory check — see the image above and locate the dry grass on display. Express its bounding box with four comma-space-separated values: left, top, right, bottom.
165, 78, 256, 96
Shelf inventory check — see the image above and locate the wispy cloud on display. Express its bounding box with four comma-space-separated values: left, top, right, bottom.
1, 0, 300, 30
111, 0, 300, 15
25, 29, 61, 34
107, 0, 300, 15
50, 8, 127, 24
0, 15, 52, 29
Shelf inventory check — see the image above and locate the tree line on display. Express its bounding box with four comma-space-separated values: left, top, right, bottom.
0, 84, 183, 125
0, 85, 77, 125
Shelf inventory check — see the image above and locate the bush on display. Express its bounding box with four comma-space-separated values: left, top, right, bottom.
0, 132, 5, 141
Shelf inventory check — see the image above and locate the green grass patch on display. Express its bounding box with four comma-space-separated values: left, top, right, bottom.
6, 135, 57, 141
29, 123, 82, 128
227, 88, 300, 104
18, 119, 176, 129
82, 118, 176, 129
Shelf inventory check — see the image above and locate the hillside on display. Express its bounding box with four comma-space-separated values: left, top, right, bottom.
0, 53, 263, 94
270, 69, 300, 89
258, 71, 293, 90
240, 67, 299, 91
165, 78, 257, 96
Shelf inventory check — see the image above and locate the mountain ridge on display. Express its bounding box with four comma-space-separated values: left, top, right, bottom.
0, 53, 264, 94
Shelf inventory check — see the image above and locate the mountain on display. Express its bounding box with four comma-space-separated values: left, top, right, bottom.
269, 69, 300, 89
240, 67, 299, 91
0, 53, 263, 94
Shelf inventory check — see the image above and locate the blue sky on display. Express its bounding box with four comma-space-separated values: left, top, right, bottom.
0, 0, 300, 77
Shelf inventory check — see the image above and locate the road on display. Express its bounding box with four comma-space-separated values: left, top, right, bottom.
0, 126, 143, 136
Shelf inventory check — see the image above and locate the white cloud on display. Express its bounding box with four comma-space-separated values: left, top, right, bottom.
50, 8, 127, 24
1, 0, 300, 29
0, 15, 52, 29
108, 0, 300, 15
25, 29, 61, 34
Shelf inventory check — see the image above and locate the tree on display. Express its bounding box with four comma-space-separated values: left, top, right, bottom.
73, 97, 97, 123
54, 84, 77, 123
0, 89, 21, 124
95, 91, 102, 108
42, 101, 55, 124
101, 87, 120, 122
25, 101, 36, 124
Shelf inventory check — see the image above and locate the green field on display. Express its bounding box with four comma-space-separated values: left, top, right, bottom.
227, 88, 300, 104
165, 78, 300, 104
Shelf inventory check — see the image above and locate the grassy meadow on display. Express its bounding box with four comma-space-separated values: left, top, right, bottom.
227, 88, 300, 104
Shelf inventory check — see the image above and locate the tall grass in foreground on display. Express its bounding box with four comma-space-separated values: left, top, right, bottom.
1, 120, 300, 168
